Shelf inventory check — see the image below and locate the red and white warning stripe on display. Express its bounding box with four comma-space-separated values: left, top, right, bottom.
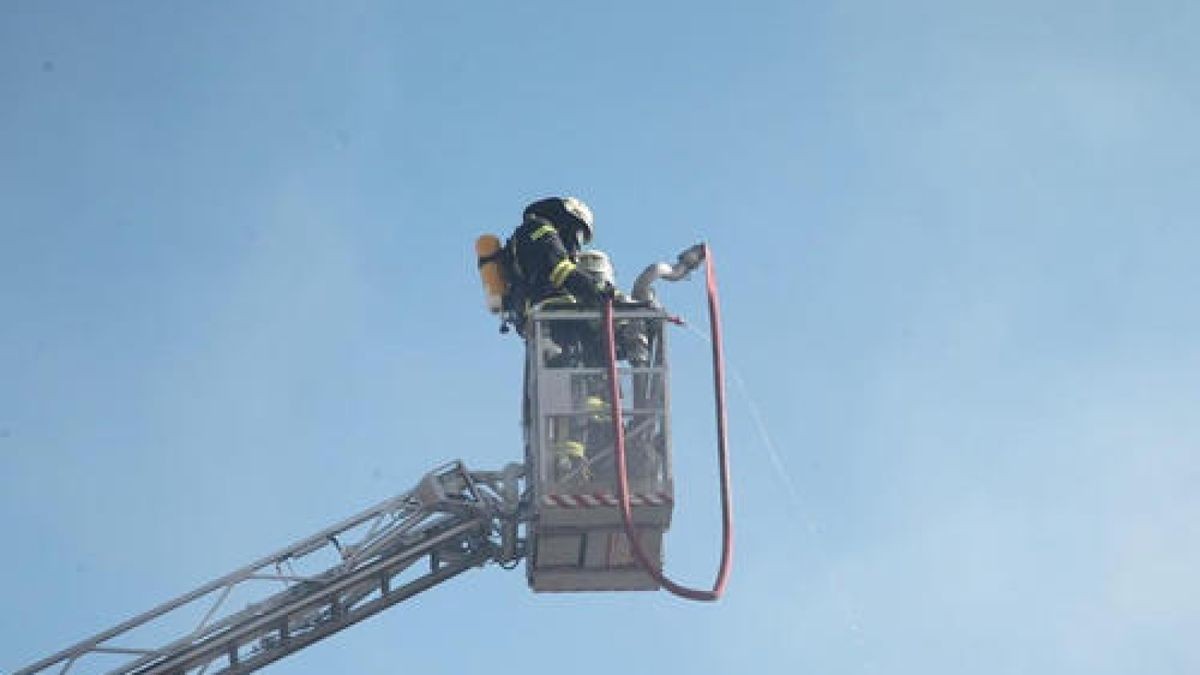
543, 491, 673, 509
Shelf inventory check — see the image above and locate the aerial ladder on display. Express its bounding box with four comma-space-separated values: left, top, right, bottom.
14, 243, 733, 675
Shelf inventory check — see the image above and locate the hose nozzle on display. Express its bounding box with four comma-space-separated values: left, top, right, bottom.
632, 242, 709, 304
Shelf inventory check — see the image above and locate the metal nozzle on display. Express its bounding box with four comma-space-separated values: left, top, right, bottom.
632, 242, 708, 304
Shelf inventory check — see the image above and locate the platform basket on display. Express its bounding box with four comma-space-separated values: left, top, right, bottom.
523, 307, 675, 592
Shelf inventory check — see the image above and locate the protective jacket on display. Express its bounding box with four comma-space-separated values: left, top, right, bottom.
506, 217, 609, 309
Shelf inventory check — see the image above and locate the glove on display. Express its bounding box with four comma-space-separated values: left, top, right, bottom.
596, 281, 617, 301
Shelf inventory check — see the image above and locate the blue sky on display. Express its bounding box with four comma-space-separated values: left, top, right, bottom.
2, 2, 1198, 673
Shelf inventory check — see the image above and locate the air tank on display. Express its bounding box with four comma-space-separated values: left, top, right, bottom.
475, 234, 508, 313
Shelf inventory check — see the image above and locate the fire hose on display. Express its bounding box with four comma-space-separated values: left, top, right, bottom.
603, 242, 733, 602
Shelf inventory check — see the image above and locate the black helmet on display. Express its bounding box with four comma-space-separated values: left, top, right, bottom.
523, 196, 595, 245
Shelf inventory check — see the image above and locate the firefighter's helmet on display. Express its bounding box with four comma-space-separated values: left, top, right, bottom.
523, 196, 595, 246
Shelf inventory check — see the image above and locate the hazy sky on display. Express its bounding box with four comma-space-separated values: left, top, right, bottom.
3, 2, 1198, 674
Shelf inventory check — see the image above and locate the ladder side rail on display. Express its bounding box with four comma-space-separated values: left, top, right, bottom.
13, 462, 494, 675
135, 517, 494, 675
112, 510, 467, 675
117, 463, 491, 675
13, 496, 417, 675
218, 545, 492, 675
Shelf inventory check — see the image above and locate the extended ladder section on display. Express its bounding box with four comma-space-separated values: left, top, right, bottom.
16, 462, 524, 675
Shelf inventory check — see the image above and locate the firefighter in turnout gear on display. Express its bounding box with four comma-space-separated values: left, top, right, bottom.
507, 197, 615, 484
508, 197, 615, 313
505, 196, 621, 365
474, 197, 648, 485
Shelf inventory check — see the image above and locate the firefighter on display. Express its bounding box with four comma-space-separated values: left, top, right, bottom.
507, 196, 615, 315
506, 197, 618, 365
505, 197, 617, 484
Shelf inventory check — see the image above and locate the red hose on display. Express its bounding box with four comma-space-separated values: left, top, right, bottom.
604, 243, 734, 602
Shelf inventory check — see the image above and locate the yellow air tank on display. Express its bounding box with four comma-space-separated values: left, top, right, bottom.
475, 234, 508, 314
